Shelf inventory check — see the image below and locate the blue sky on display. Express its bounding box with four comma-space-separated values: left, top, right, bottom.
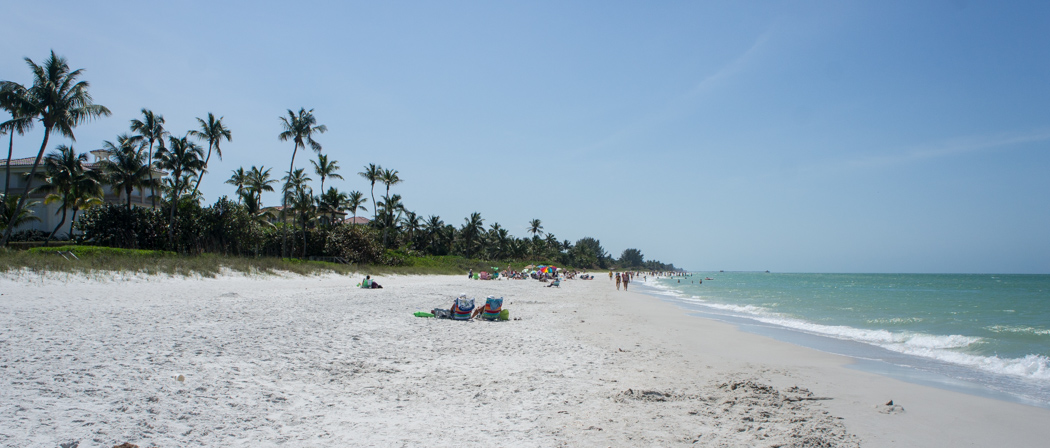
3, 1, 1049, 273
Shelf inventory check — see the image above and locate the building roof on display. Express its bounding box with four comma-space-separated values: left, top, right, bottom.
0, 157, 37, 167
343, 216, 370, 224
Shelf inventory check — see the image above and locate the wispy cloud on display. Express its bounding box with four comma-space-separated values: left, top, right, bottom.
571, 30, 775, 156
832, 128, 1050, 171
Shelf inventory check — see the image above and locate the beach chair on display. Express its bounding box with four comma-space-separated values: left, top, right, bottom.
451, 296, 475, 320
478, 296, 504, 320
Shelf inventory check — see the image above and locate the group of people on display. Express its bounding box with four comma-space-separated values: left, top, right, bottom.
612, 271, 633, 291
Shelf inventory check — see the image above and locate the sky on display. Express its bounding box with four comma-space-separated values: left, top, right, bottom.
3, 0, 1049, 273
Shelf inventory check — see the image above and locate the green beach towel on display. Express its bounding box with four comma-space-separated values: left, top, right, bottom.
414, 311, 434, 318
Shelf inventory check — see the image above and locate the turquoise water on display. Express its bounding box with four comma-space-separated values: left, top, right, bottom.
645, 273, 1050, 405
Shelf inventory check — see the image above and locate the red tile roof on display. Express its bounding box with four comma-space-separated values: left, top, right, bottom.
0, 157, 37, 167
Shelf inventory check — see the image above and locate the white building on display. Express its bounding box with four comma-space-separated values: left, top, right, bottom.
0, 150, 162, 238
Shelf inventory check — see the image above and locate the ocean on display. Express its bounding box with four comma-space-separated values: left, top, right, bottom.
640, 272, 1050, 407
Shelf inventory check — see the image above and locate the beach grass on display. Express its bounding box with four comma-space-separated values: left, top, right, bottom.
0, 246, 582, 278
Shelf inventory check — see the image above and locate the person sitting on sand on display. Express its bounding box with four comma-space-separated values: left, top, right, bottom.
360, 275, 382, 289
471, 295, 503, 320
450, 293, 475, 320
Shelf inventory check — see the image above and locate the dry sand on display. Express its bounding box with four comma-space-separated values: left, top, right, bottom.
1, 271, 1048, 447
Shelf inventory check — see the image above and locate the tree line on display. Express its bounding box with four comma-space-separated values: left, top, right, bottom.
0, 50, 679, 271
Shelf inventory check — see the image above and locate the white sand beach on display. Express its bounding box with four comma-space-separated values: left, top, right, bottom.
2, 272, 1049, 447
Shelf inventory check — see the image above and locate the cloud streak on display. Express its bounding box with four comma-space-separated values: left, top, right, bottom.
571, 30, 775, 156
834, 128, 1050, 171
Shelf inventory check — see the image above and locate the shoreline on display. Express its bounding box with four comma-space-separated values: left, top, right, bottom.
1, 272, 1048, 446
606, 277, 1050, 447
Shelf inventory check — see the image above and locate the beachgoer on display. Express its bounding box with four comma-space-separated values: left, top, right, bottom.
360, 275, 383, 289
472, 295, 503, 320
615, 273, 621, 290
623, 272, 629, 291
468, 269, 473, 279
450, 294, 475, 320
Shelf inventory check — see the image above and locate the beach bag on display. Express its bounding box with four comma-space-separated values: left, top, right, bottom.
498, 310, 509, 321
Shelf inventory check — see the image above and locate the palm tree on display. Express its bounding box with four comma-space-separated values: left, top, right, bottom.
226, 167, 248, 202
358, 163, 382, 223
346, 190, 367, 225
318, 186, 348, 227
278, 108, 326, 257
376, 193, 405, 247
289, 186, 316, 257
246, 165, 276, 207
0, 50, 111, 246
460, 212, 485, 258
98, 135, 153, 210
189, 112, 232, 199
380, 168, 402, 199
128, 108, 166, 207
0, 194, 40, 232
423, 215, 445, 254
67, 194, 103, 240
282, 168, 312, 202
527, 218, 544, 237
1, 82, 35, 209
154, 134, 205, 222
33, 145, 101, 244
402, 210, 421, 248
311, 153, 342, 194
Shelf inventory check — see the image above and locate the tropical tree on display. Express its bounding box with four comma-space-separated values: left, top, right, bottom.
380, 167, 402, 199
422, 215, 443, 253
278, 107, 326, 257
98, 134, 153, 210
245, 165, 277, 207
527, 218, 544, 237
189, 112, 231, 198
289, 185, 317, 257
311, 153, 342, 193
0, 194, 40, 232
358, 163, 381, 223
346, 190, 367, 225
1, 82, 34, 209
154, 134, 205, 222
0, 50, 111, 246
33, 145, 102, 244
282, 168, 312, 202
460, 212, 485, 258
619, 248, 644, 267
376, 193, 405, 247
128, 108, 166, 207
401, 210, 421, 248
226, 167, 248, 202
318, 186, 348, 227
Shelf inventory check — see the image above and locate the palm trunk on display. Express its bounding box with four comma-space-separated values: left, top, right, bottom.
147, 140, 156, 208
190, 142, 212, 199
281, 145, 299, 258
3, 132, 13, 209
369, 183, 376, 223
1, 128, 51, 246
169, 181, 182, 251
45, 203, 68, 246
68, 207, 79, 240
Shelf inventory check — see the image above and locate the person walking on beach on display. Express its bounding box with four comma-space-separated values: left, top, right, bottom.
615, 273, 621, 290
622, 272, 630, 291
